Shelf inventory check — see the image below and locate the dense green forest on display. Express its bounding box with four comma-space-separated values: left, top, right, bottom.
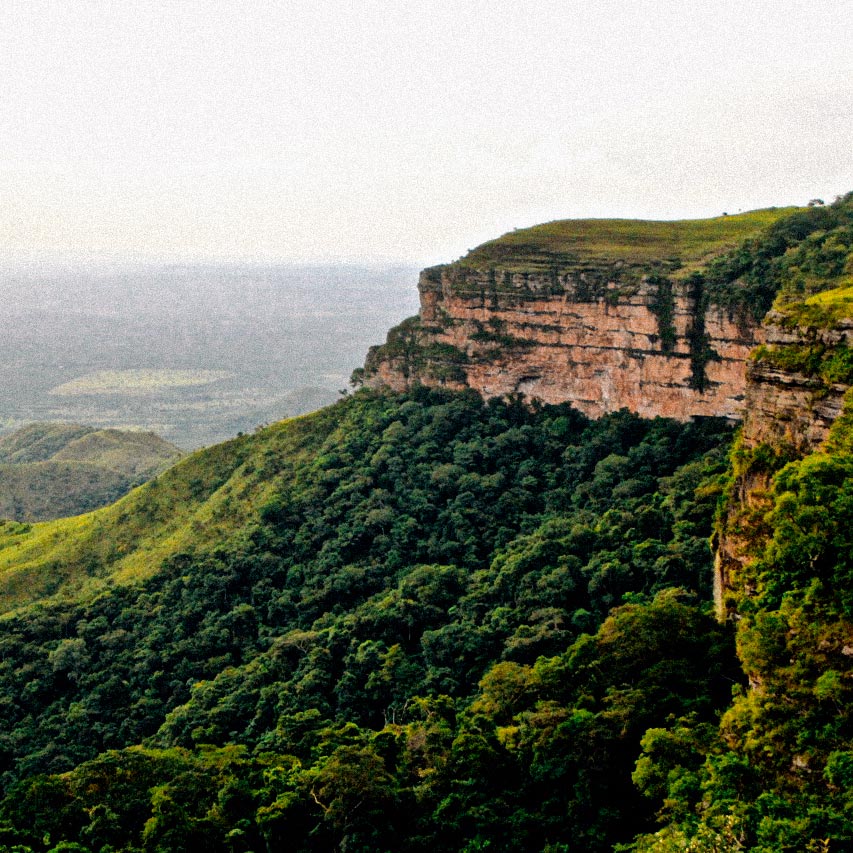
0, 388, 737, 851
0, 196, 852, 851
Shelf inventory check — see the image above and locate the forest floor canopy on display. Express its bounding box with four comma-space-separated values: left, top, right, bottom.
0, 388, 741, 852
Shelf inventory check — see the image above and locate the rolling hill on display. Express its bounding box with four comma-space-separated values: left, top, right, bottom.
0, 423, 182, 522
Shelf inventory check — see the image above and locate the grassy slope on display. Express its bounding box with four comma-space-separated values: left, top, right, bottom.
0, 424, 183, 523
455, 207, 800, 273
0, 463, 130, 522
51, 428, 182, 476
0, 423, 182, 470
0, 423, 95, 464
773, 280, 853, 328
0, 406, 340, 614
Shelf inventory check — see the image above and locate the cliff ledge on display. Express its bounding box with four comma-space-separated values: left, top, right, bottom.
363, 210, 797, 421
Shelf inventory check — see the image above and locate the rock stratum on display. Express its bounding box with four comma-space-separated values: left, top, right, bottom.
364, 210, 798, 422
740, 313, 853, 451
367, 266, 758, 421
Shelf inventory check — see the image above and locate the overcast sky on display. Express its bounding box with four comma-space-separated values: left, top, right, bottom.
2, 0, 852, 265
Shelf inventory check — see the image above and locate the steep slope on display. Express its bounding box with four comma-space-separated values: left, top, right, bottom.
632, 194, 853, 851
713, 196, 853, 614
634, 401, 853, 851
363, 208, 800, 420
0, 424, 182, 522
0, 388, 738, 851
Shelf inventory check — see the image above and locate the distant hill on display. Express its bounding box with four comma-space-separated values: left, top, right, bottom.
0, 423, 182, 521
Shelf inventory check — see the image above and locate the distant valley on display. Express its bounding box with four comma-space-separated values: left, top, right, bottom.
0, 263, 419, 448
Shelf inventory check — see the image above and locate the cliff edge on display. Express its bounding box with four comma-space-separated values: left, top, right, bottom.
363, 209, 798, 421
708, 194, 853, 614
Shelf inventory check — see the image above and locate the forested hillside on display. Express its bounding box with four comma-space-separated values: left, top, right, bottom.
632, 194, 853, 851
0, 196, 852, 851
0, 388, 737, 851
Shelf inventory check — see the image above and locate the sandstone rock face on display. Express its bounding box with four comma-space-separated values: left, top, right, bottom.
365, 260, 853, 620
739, 316, 853, 452
714, 316, 853, 616
366, 265, 761, 422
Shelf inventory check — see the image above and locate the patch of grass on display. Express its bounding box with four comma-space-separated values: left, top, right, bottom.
774, 281, 853, 329
51, 369, 232, 396
455, 208, 800, 273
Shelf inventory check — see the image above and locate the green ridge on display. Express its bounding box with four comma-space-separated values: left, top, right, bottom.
0, 411, 335, 612
454, 207, 799, 273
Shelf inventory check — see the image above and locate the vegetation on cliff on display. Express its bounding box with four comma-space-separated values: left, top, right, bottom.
743, 194, 853, 426
629, 394, 853, 852
695, 193, 853, 326
628, 194, 853, 851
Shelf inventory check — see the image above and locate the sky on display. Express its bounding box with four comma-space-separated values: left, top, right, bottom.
1, 0, 852, 266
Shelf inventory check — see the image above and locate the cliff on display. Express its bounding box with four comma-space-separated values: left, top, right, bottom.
363, 210, 796, 421
366, 266, 760, 421
714, 309, 853, 615
739, 314, 853, 451
363, 198, 853, 621
708, 193, 853, 615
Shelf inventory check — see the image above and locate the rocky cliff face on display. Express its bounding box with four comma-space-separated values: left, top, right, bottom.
714, 315, 853, 615
738, 315, 853, 451
365, 264, 761, 421
364, 200, 853, 621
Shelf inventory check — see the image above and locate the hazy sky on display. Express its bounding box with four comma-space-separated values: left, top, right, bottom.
2, 1, 852, 265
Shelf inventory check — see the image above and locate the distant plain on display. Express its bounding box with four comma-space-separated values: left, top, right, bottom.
0, 263, 419, 448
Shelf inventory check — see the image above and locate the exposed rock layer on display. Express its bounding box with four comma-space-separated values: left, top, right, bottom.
365, 257, 853, 618
366, 265, 760, 421
739, 315, 853, 451
714, 316, 853, 615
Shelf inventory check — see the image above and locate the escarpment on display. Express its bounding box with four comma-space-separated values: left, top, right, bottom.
710, 190, 853, 616
363, 210, 804, 421
739, 314, 853, 452
362, 199, 853, 618
365, 263, 760, 421
714, 312, 853, 615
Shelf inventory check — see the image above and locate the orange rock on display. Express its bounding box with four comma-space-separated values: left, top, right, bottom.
366, 266, 761, 422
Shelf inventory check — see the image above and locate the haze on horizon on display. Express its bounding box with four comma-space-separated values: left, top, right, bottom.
2, 0, 852, 268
